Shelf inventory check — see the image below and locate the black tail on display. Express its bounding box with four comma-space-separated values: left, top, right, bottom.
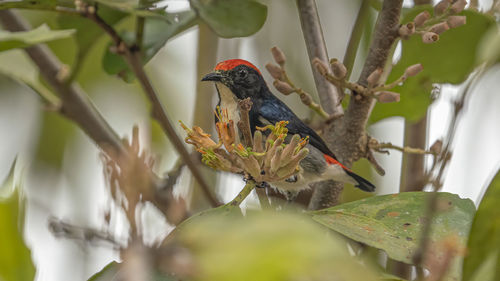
344, 170, 376, 192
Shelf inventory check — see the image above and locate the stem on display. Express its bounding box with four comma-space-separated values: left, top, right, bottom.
296, 0, 343, 115
228, 180, 256, 206
343, 0, 370, 80
85, 7, 221, 207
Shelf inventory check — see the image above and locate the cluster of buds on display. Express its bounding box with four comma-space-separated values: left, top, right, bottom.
180, 109, 309, 184
399, 0, 467, 43
312, 57, 423, 104
265, 47, 329, 119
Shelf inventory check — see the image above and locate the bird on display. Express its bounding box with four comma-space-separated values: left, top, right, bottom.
201, 59, 375, 200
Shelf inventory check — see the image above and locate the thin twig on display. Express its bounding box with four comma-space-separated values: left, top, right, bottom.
229, 180, 256, 206
372, 142, 436, 155
296, 0, 343, 115
48, 218, 125, 249
412, 68, 482, 276
83, 6, 220, 207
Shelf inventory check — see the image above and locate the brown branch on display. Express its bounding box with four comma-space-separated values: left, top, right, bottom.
309, 0, 403, 210
371, 141, 436, 156
48, 217, 125, 248
83, 6, 220, 207
296, 0, 343, 115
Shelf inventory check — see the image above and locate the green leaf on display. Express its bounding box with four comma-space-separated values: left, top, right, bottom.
190, 0, 267, 38
0, 161, 36, 281
101, 10, 196, 82
0, 24, 75, 52
369, 8, 495, 123
175, 211, 378, 281
93, 0, 167, 18
463, 169, 500, 281
311, 192, 475, 281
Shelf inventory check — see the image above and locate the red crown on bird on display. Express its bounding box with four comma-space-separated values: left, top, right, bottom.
215, 59, 261, 75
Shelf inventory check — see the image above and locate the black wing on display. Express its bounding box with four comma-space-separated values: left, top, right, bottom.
257, 95, 338, 160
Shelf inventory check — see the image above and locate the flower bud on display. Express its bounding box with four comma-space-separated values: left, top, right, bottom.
399, 23, 415, 38
265, 63, 283, 80
414, 11, 430, 27
273, 80, 294, 95
300, 93, 312, 105
271, 46, 286, 65
430, 139, 443, 154
422, 32, 439, 43
367, 68, 383, 87
330, 59, 347, 79
376, 91, 400, 103
447, 15, 466, 28
404, 64, 423, 77
430, 22, 449, 34
312, 57, 330, 76
451, 0, 467, 13
434, 0, 450, 15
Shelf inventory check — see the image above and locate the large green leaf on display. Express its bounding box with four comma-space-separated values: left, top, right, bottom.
311, 192, 475, 281
369, 8, 495, 123
0, 161, 36, 281
0, 24, 75, 52
463, 169, 500, 281
190, 0, 267, 38
174, 211, 378, 281
101, 10, 196, 81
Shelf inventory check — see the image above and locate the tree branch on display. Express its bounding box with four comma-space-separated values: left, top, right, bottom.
296, 0, 343, 115
83, 6, 220, 207
309, 0, 403, 209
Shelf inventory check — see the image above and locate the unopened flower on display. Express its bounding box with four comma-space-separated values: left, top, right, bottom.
414, 11, 431, 27
451, 0, 467, 13
422, 32, 439, 43
376, 91, 400, 103
330, 59, 347, 79
430, 22, 450, 34
312, 57, 330, 76
273, 80, 294, 95
300, 93, 312, 105
367, 68, 383, 87
271, 46, 286, 65
447, 16, 466, 28
434, 0, 450, 15
430, 139, 443, 154
404, 64, 423, 77
265, 63, 283, 80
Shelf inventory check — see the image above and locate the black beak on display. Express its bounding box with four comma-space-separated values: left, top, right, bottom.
201, 71, 223, 82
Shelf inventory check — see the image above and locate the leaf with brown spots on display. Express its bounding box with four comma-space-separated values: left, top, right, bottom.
310, 192, 475, 281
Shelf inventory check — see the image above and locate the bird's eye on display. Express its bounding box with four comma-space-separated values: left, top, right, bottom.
238, 69, 248, 78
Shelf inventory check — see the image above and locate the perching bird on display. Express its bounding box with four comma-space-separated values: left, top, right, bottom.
202, 59, 375, 199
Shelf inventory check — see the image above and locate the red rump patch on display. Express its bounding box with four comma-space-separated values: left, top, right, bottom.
323, 154, 351, 171
215, 59, 261, 74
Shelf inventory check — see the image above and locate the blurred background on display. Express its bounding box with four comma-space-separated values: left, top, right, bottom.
0, 0, 499, 280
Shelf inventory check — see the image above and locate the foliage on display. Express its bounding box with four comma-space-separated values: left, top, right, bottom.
0, 24, 74, 51
462, 169, 500, 281
311, 192, 475, 281
370, 7, 495, 123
